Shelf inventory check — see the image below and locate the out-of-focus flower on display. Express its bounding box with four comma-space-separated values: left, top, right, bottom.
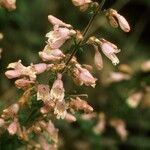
99, 38, 120, 65
110, 119, 128, 141
0, 0, 16, 11
94, 45, 103, 70
15, 78, 34, 89
39, 45, 65, 61
0, 33, 3, 40
73, 64, 97, 87
46, 120, 58, 143
108, 72, 130, 83
0, 118, 5, 128
126, 91, 143, 108
37, 84, 50, 102
69, 97, 93, 113
50, 74, 65, 101
0, 48, 2, 59
72, 0, 92, 11
46, 27, 76, 49
118, 64, 133, 74
65, 113, 76, 122
106, 9, 130, 32
141, 60, 150, 72
93, 112, 105, 134
80, 112, 96, 120
54, 101, 67, 119
48, 15, 72, 28
39, 135, 57, 150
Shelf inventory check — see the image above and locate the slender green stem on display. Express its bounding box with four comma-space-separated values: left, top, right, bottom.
62, 0, 105, 74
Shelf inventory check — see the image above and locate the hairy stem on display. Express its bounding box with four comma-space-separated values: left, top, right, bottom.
62, 0, 105, 74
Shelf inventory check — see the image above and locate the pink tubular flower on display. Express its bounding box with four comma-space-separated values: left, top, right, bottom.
74, 64, 97, 87
5, 70, 22, 79
50, 74, 65, 101
108, 9, 130, 32
31, 63, 48, 74
0, 0, 16, 11
108, 72, 130, 82
15, 78, 34, 89
39, 45, 65, 62
46, 27, 76, 49
99, 38, 120, 65
94, 46, 103, 70
48, 15, 72, 28
37, 84, 50, 102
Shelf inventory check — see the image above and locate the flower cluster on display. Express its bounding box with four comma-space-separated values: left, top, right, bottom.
1, 0, 132, 149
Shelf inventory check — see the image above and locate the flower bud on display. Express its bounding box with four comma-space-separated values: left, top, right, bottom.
94, 46, 103, 70
5, 70, 22, 79
48, 15, 72, 28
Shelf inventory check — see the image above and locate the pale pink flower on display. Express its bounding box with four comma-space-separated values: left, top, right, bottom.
110, 119, 128, 141
7, 120, 18, 135
5, 60, 37, 81
126, 91, 143, 108
31, 63, 48, 74
7, 60, 25, 70
48, 15, 72, 28
94, 46, 103, 70
54, 101, 67, 119
0, 0, 16, 11
15, 78, 34, 89
39, 45, 65, 61
108, 9, 130, 32
99, 38, 120, 65
72, 0, 91, 7
50, 74, 65, 101
93, 113, 105, 134
5, 70, 22, 79
69, 97, 93, 113
108, 72, 130, 82
65, 113, 76, 122
74, 64, 97, 87
37, 84, 50, 102
46, 27, 76, 49
80, 113, 96, 120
